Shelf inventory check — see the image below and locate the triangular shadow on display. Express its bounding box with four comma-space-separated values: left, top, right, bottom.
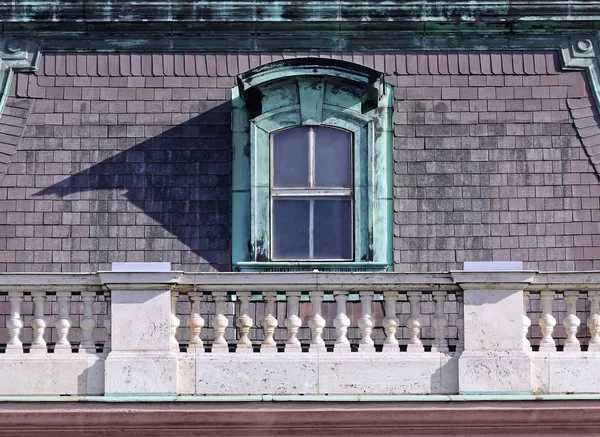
36, 102, 232, 270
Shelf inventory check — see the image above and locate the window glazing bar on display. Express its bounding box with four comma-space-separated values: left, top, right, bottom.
309, 199, 314, 259
271, 189, 352, 197
308, 127, 315, 188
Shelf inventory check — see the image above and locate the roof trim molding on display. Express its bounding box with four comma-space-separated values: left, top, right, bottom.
557, 37, 600, 175
0, 38, 40, 118
3, 1, 600, 23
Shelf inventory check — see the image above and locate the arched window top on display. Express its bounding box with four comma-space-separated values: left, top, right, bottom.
237, 57, 386, 118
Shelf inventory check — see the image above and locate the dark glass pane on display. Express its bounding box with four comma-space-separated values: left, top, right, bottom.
313, 198, 352, 259
272, 199, 310, 259
272, 127, 309, 188
314, 127, 351, 188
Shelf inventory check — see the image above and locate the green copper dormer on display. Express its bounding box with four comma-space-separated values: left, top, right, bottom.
232, 58, 393, 272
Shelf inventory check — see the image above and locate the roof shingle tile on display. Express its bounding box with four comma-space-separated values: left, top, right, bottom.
206, 54, 217, 76
523, 52, 535, 75
55, 54, 67, 76
395, 54, 407, 75
384, 54, 396, 75
447, 54, 459, 75
163, 54, 174, 76
119, 54, 131, 76
185, 54, 197, 77
108, 54, 120, 77
130, 54, 142, 76
480, 53, 492, 75
152, 54, 163, 77
97, 54, 109, 76
174, 54, 185, 76
469, 53, 481, 75
534, 53, 547, 75
216, 54, 228, 77
501, 53, 513, 74
140, 54, 152, 76
407, 54, 418, 74
458, 53, 469, 74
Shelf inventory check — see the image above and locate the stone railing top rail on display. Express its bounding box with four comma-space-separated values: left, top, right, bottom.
2, 270, 600, 293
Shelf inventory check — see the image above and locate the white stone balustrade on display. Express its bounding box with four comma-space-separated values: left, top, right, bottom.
0, 274, 109, 396
235, 291, 253, 352
524, 273, 600, 394
1, 289, 108, 355
539, 289, 557, 352
309, 290, 327, 352
187, 291, 205, 352
358, 291, 375, 352
3, 270, 600, 397
285, 291, 302, 352
588, 290, 600, 352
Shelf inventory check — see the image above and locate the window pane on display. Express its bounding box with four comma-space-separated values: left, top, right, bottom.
313, 198, 352, 260
272, 199, 310, 259
314, 127, 351, 188
272, 127, 309, 187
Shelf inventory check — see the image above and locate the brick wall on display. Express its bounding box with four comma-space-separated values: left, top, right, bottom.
0, 51, 598, 272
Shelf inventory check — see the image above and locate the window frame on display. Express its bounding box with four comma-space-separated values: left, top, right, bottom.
270, 125, 355, 262
232, 58, 393, 272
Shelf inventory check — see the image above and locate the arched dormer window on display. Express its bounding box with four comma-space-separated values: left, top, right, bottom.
232, 58, 393, 272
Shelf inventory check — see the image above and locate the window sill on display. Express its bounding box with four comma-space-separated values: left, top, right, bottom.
235, 261, 391, 272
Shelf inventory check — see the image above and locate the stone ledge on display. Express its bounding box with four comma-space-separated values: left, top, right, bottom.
1, 400, 600, 436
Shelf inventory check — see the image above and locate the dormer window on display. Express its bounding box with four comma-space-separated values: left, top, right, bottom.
231, 58, 393, 272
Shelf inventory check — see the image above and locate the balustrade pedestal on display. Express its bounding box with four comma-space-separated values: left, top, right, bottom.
451, 270, 535, 395
99, 270, 183, 396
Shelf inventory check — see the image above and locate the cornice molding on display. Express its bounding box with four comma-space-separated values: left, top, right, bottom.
2, 1, 600, 23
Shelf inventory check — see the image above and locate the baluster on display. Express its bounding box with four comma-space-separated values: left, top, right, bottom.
309, 290, 326, 352
104, 292, 111, 352
382, 291, 399, 352
79, 291, 97, 353
54, 291, 72, 353
407, 291, 424, 352
187, 291, 205, 352
261, 291, 278, 352
455, 291, 464, 353
539, 289, 556, 352
212, 291, 229, 353
6, 291, 24, 354
432, 291, 448, 353
358, 291, 375, 352
563, 290, 581, 351
30, 291, 47, 354
285, 291, 302, 352
333, 291, 351, 353
170, 291, 180, 352
523, 291, 532, 352
588, 290, 600, 351
236, 291, 253, 353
